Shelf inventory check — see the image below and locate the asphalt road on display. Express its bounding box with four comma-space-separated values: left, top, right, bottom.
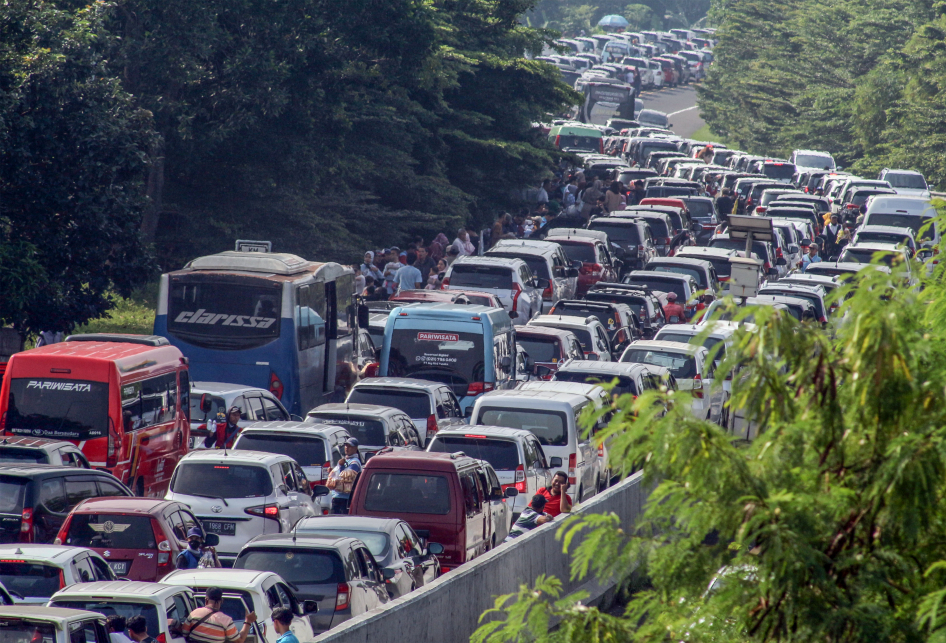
638, 84, 705, 138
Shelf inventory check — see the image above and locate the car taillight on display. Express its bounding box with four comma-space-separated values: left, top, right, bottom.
763, 261, 771, 273
441, 566, 452, 573
364, 362, 379, 378
511, 282, 523, 314
156, 634, 167, 643
819, 316, 827, 323
515, 464, 527, 492
321, 461, 331, 483
336, 583, 351, 611
845, 203, 859, 209
693, 373, 704, 399
18, 508, 33, 543
246, 504, 281, 521
427, 414, 438, 437
0, 411, 6, 434
568, 453, 577, 486
776, 246, 783, 259
106, 417, 118, 468
600, 139, 605, 154
58, 569, 66, 590
440, 276, 450, 289
152, 518, 172, 567
54, 514, 74, 546
269, 372, 283, 400
542, 283, 553, 299
756, 206, 766, 213
597, 444, 604, 457
466, 381, 495, 396
555, 135, 561, 148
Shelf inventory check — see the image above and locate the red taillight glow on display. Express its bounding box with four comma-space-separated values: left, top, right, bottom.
693, 373, 704, 399
511, 282, 523, 315
598, 444, 605, 457
321, 461, 331, 483
568, 453, 577, 486
19, 508, 33, 542
555, 135, 561, 148
336, 583, 351, 611
756, 206, 767, 213
466, 382, 495, 396
156, 634, 167, 643
246, 504, 281, 521
580, 263, 604, 276
269, 372, 283, 400
427, 414, 438, 437
152, 518, 172, 567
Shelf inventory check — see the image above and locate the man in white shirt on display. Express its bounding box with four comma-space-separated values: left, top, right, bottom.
536, 179, 550, 204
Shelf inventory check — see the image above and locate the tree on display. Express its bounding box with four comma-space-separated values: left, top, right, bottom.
473, 229, 946, 642
0, 1, 155, 336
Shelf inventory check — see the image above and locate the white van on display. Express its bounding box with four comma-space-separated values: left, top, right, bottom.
468, 382, 610, 502
487, 239, 579, 312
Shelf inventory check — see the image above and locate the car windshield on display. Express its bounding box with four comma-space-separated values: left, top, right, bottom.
840, 248, 901, 266
586, 292, 649, 318
554, 241, 596, 263
64, 514, 156, 549
171, 463, 273, 498
448, 265, 513, 290
0, 449, 47, 465
0, 478, 27, 514
5, 378, 109, 441
51, 602, 160, 638
189, 394, 227, 422
657, 333, 725, 360
794, 154, 834, 169
310, 415, 386, 447
363, 473, 452, 515
234, 433, 327, 467
622, 348, 696, 379
0, 621, 55, 643
554, 371, 639, 396
886, 173, 927, 189
650, 265, 705, 287
852, 192, 891, 205
477, 408, 569, 446
234, 548, 343, 584
589, 223, 641, 245
619, 171, 656, 183
710, 239, 769, 262
385, 330, 485, 398
0, 562, 63, 599
428, 436, 521, 470
293, 527, 391, 558
518, 337, 560, 362
347, 388, 432, 418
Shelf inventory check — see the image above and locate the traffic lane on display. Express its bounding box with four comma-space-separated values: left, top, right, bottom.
637, 84, 706, 138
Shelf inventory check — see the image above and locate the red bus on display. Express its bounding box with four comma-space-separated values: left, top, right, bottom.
0, 334, 190, 497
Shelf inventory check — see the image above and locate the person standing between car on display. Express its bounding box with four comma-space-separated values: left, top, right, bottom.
270, 609, 298, 643
327, 438, 363, 514
183, 587, 257, 643
662, 292, 686, 324
604, 181, 624, 212
127, 617, 155, 643
452, 228, 476, 255
715, 188, 735, 222
393, 252, 424, 293
205, 407, 242, 449
537, 472, 572, 517
176, 527, 216, 570
802, 242, 821, 272
107, 617, 134, 643
633, 67, 642, 97
628, 180, 646, 206
505, 494, 553, 541
536, 180, 550, 205
823, 214, 841, 258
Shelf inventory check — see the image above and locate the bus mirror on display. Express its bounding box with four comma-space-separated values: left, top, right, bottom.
357, 304, 370, 329
200, 394, 212, 414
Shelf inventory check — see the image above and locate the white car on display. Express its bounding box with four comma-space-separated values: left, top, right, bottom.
789, 149, 836, 172
160, 569, 317, 643
877, 168, 931, 198
0, 545, 116, 604
0, 607, 106, 643
487, 239, 579, 313
647, 60, 665, 88
188, 382, 295, 449
442, 255, 544, 325
165, 450, 317, 564
0, 438, 90, 468
620, 340, 725, 423
528, 314, 614, 361
50, 581, 197, 643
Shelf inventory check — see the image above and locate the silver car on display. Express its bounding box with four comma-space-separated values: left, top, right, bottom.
443, 256, 545, 324
487, 239, 579, 313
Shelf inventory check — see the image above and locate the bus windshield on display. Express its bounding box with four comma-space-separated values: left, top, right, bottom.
5, 379, 109, 440
386, 329, 486, 395
168, 276, 283, 350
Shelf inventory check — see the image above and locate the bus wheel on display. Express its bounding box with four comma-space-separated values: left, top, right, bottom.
134, 478, 144, 497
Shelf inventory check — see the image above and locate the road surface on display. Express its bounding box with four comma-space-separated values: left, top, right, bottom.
638, 84, 705, 138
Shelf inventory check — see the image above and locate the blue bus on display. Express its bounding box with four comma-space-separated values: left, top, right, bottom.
378, 303, 516, 413
154, 248, 356, 416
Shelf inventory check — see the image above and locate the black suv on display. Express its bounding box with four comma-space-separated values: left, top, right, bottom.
0, 464, 132, 544
586, 283, 667, 338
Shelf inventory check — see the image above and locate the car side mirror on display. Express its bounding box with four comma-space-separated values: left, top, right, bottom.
490, 488, 504, 501
549, 456, 563, 468
302, 600, 318, 614
535, 277, 551, 290
571, 260, 583, 270
427, 542, 445, 556
357, 304, 370, 330
525, 356, 535, 371
464, 405, 474, 418
382, 568, 397, 580
277, 484, 289, 495
801, 238, 811, 246
311, 484, 331, 497
204, 533, 220, 547
776, 257, 787, 266
566, 267, 579, 278
200, 394, 212, 414
504, 487, 519, 498
767, 268, 779, 277
789, 245, 799, 254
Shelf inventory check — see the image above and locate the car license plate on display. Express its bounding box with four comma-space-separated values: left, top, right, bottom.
107, 561, 129, 576
202, 520, 236, 536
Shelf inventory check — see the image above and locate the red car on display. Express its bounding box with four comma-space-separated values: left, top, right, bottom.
545, 230, 620, 296
514, 326, 584, 379
55, 497, 218, 581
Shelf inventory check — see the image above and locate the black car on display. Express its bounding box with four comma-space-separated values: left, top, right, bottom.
680, 197, 719, 245
0, 464, 133, 544
549, 299, 643, 356
586, 283, 667, 338
587, 218, 657, 271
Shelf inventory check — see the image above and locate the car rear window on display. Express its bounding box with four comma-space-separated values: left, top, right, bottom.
554, 241, 597, 264
650, 265, 705, 287
0, 620, 54, 643
551, 303, 616, 331
588, 222, 642, 245
794, 154, 834, 169
428, 436, 521, 471
449, 265, 513, 290
0, 562, 63, 599
682, 199, 713, 218
310, 415, 386, 447
293, 526, 390, 558
50, 602, 161, 637
762, 163, 795, 179
64, 514, 156, 549
885, 173, 927, 189
234, 547, 344, 584
171, 463, 273, 498
622, 348, 697, 379
840, 248, 900, 266
857, 232, 910, 245
638, 218, 670, 238
0, 449, 47, 465
234, 433, 327, 467
362, 473, 452, 514
477, 408, 569, 446
517, 338, 560, 362
554, 371, 640, 396
0, 478, 26, 515
489, 254, 549, 280
347, 388, 431, 419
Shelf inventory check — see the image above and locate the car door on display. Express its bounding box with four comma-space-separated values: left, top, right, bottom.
354, 546, 388, 610
459, 471, 487, 557
33, 477, 68, 543
165, 592, 191, 643
274, 461, 305, 529
392, 523, 422, 590
260, 394, 290, 422
482, 466, 510, 542
520, 439, 539, 496
273, 582, 316, 641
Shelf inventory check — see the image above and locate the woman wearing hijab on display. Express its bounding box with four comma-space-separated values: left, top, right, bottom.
429, 233, 449, 263
361, 251, 384, 282
451, 228, 476, 256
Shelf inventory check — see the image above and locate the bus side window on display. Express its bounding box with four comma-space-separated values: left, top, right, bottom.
122, 373, 178, 430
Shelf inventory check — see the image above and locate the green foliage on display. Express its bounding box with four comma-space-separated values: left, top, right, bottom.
474, 208, 946, 642
0, 1, 155, 335
73, 284, 159, 336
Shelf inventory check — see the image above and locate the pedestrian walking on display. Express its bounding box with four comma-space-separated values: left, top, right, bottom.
182, 587, 257, 643
327, 438, 362, 514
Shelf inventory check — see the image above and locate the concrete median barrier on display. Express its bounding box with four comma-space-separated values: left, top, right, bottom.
313, 470, 649, 643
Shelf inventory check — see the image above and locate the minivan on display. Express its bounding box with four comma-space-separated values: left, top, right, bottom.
469, 382, 610, 502
348, 451, 517, 571
306, 404, 422, 459
377, 304, 517, 414
487, 239, 579, 312
442, 256, 545, 324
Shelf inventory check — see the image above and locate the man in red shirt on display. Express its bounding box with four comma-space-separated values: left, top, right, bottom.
537, 471, 573, 517
662, 292, 686, 324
